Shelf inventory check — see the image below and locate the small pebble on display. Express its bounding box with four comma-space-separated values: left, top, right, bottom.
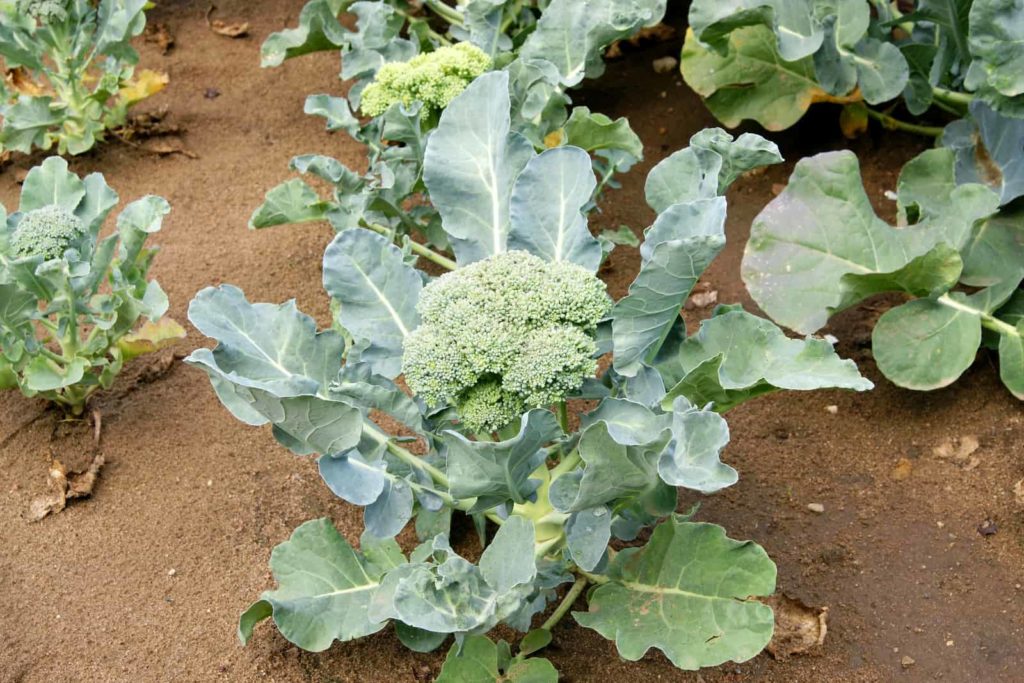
807, 503, 825, 514
207, 479, 213, 487
652, 56, 678, 73
168, 568, 177, 577
946, 640, 954, 647
901, 655, 915, 668
825, 405, 838, 414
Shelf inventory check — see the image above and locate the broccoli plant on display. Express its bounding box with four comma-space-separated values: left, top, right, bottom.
679, 0, 1024, 136
741, 103, 1024, 398
0, 157, 183, 416
0, 0, 167, 155
189, 74, 873, 679
249, 0, 663, 253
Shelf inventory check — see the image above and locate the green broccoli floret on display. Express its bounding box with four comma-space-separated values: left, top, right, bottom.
360, 43, 492, 118
11, 204, 86, 260
402, 250, 611, 433
17, 0, 68, 23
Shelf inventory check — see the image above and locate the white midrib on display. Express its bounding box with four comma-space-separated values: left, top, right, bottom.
351, 262, 410, 337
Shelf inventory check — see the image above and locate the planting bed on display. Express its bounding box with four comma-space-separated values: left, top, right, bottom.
1, 1, 1022, 681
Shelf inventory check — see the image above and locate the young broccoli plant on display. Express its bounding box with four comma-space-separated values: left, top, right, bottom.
0, 157, 183, 416
742, 111, 1024, 398
679, 0, 1024, 136
189, 74, 873, 679
250, 0, 661, 253
0, 0, 166, 156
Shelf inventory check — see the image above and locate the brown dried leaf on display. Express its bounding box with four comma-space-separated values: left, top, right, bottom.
144, 22, 175, 54
210, 19, 249, 37
933, 435, 980, 468
760, 593, 828, 660
26, 452, 104, 521
606, 23, 677, 59
143, 141, 199, 159
1013, 479, 1024, 507
891, 457, 913, 480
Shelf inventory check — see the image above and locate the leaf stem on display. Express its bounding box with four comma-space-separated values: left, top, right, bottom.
540, 576, 588, 631
362, 421, 450, 486
931, 86, 973, 108
937, 293, 1021, 337
864, 107, 943, 137
422, 0, 464, 26
361, 221, 457, 270
556, 400, 569, 433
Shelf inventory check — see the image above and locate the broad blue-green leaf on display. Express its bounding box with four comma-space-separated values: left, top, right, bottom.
742, 150, 998, 334
689, 0, 822, 61
436, 635, 558, 683
249, 178, 330, 229
575, 517, 776, 669
19, 156, 85, 212
395, 621, 448, 653
186, 285, 344, 397
969, 0, 1024, 98
365, 475, 415, 538
565, 506, 611, 571
998, 319, 1024, 399
322, 228, 421, 379
519, 0, 666, 85
23, 355, 88, 391
444, 409, 562, 507
851, 38, 909, 104
563, 107, 644, 160
960, 208, 1024, 288
304, 94, 360, 135
249, 390, 363, 455
479, 516, 537, 593
238, 518, 388, 651
508, 147, 601, 271
581, 398, 670, 445
76, 173, 120, 234
661, 307, 872, 411
612, 236, 725, 376
423, 71, 534, 264
0, 96, 62, 153
656, 397, 735, 493
941, 101, 1024, 206
872, 291, 985, 390
330, 362, 425, 434
319, 450, 388, 505
259, 0, 350, 67
553, 421, 671, 513
117, 195, 170, 263
645, 129, 781, 213
640, 198, 726, 261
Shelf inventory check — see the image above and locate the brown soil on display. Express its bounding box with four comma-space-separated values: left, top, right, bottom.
2, 2, 1022, 682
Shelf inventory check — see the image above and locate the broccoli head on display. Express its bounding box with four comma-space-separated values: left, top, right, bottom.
17, 0, 69, 23
402, 250, 611, 433
11, 204, 86, 260
360, 43, 492, 118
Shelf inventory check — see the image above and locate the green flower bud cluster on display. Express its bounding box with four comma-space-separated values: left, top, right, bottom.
360, 43, 492, 118
11, 204, 86, 260
402, 250, 611, 433
18, 0, 68, 23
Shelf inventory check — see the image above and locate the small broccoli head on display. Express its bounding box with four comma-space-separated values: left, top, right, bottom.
17, 0, 69, 23
360, 43, 492, 118
11, 205, 87, 260
402, 251, 611, 433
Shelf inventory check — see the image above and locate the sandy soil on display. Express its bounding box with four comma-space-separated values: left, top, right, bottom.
2, 1, 1022, 682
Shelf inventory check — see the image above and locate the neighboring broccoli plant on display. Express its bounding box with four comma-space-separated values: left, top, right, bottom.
249, 0, 663, 252
741, 111, 1024, 398
679, 0, 1024, 136
188, 75, 874, 679
0, 0, 167, 155
0, 157, 183, 416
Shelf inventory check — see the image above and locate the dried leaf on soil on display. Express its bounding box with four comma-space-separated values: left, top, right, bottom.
118, 69, 169, 106
5, 67, 45, 96
933, 435, 980, 469
144, 22, 175, 54
28, 453, 105, 521
891, 457, 913, 480
606, 23, 677, 58
1014, 479, 1024, 507
760, 593, 828, 660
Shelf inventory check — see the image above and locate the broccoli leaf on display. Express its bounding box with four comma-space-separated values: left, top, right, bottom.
574, 517, 776, 670
660, 307, 873, 412
237, 518, 389, 651
969, 0, 1024, 98
436, 635, 558, 683
322, 228, 422, 379
941, 101, 1024, 206
688, 0, 822, 62
259, 0, 350, 67
508, 146, 602, 271
423, 71, 535, 264
742, 149, 998, 334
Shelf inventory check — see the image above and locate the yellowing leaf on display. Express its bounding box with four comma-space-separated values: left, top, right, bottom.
543, 129, 563, 148
840, 101, 869, 139
118, 69, 169, 106
118, 317, 186, 361
5, 67, 45, 96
